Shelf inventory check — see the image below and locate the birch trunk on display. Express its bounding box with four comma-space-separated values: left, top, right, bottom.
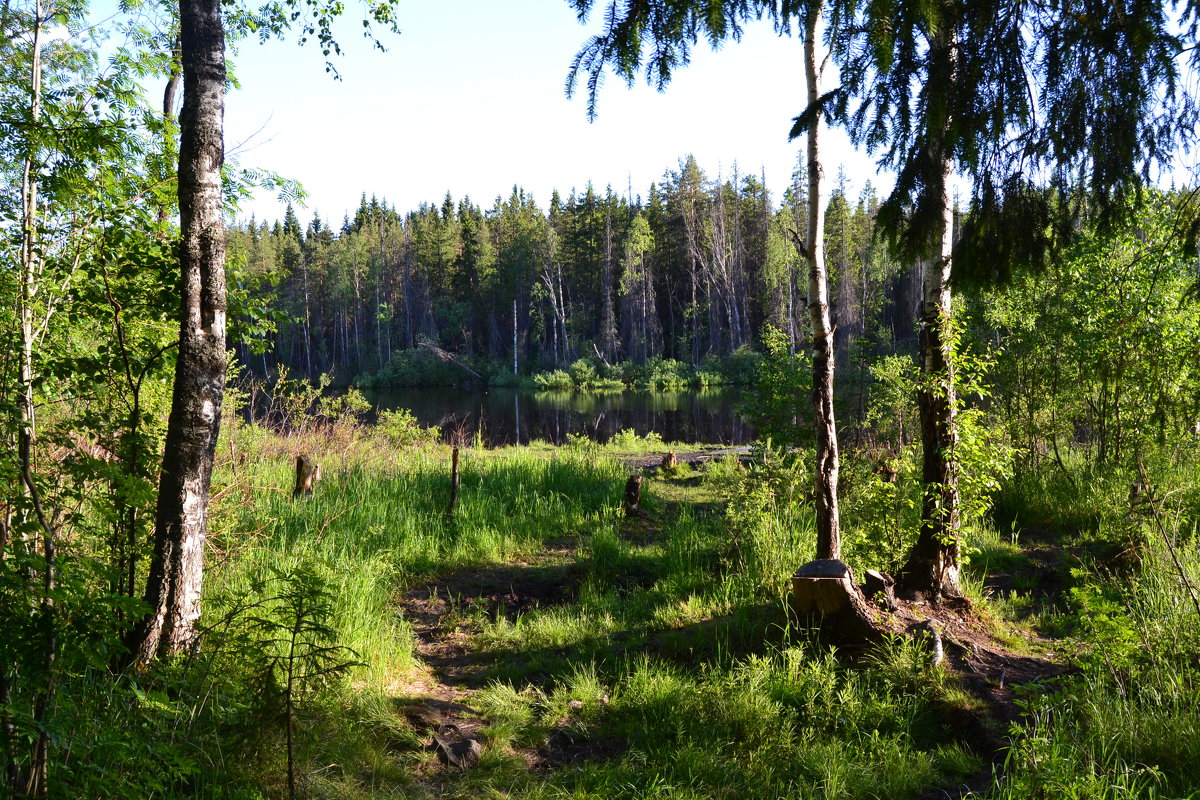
898, 25, 962, 602
133, 0, 226, 662
899, 162, 961, 601
803, 5, 841, 561
17, 5, 59, 792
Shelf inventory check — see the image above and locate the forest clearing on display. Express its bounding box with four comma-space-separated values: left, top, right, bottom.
162, 415, 1200, 798
6, 0, 1200, 797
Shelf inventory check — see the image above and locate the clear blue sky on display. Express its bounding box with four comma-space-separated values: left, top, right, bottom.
221, 0, 886, 224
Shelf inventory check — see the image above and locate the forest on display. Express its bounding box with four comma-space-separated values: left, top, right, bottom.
227, 163, 898, 390
4, 0, 1200, 798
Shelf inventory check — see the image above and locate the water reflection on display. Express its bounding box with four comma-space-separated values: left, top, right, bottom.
364, 387, 755, 446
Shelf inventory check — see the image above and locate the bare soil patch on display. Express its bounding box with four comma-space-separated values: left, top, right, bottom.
399, 560, 583, 690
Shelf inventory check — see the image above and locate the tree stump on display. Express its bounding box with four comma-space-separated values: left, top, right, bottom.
790, 559, 881, 644
446, 447, 461, 518
623, 475, 643, 517
293, 455, 320, 499
863, 569, 898, 611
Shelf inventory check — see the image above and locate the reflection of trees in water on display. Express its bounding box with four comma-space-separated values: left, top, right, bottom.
365, 388, 754, 446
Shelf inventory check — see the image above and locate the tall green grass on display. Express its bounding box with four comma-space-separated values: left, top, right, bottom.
191, 430, 996, 798
208, 441, 628, 684
977, 445, 1200, 799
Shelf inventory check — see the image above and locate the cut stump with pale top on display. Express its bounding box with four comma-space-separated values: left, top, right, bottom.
790, 559, 882, 644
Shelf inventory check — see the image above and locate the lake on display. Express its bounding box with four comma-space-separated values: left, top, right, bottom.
364, 387, 755, 446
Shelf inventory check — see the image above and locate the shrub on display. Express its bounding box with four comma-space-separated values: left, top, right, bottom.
374, 408, 440, 446
741, 327, 812, 447
489, 369, 521, 387
366, 348, 475, 388
568, 358, 598, 386
531, 369, 574, 390
608, 428, 664, 449
630, 357, 692, 390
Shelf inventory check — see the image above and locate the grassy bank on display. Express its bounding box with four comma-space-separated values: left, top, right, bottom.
35, 418, 1200, 798
183, 425, 998, 798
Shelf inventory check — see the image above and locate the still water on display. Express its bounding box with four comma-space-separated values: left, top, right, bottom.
364, 387, 755, 446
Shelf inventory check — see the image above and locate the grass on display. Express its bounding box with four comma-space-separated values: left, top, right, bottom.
187, 425, 994, 798
970, 446, 1200, 799
127, 419, 1194, 800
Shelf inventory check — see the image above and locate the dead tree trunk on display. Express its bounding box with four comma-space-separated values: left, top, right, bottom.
623, 475, 643, 518
446, 447, 461, 518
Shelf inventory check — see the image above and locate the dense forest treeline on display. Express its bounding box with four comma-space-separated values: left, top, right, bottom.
228, 157, 912, 386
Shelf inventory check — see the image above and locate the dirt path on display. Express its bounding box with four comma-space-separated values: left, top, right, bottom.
899, 529, 1074, 798
398, 539, 582, 696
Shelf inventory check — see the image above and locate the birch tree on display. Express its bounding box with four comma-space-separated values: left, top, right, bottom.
131, 0, 227, 663
133, 0, 401, 662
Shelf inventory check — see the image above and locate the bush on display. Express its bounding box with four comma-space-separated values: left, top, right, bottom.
529, 358, 623, 390
489, 369, 521, 387
630, 357, 692, 390
702, 345, 762, 386
607, 428, 664, 450
531, 369, 573, 390
568, 358, 598, 386
374, 408, 440, 446
741, 327, 812, 447
317, 387, 371, 425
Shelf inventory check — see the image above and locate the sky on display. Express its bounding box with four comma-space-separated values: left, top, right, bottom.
219, 0, 887, 225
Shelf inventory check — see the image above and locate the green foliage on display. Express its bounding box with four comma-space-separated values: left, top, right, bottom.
741, 326, 811, 446
984, 193, 1200, 471
526, 352, 759, 392
242, 565, 362, 797
606, 427, 663, 450
627, 356, 694, 390
361, 348, 481, 388
841, 446, 922, 572
375, 407, 440, 446
317, 386, 371, 423
866, 354, 918, 450
530, 368, 573, 390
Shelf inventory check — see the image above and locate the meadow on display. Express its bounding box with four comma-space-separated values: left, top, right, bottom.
145, 413, 1200, 799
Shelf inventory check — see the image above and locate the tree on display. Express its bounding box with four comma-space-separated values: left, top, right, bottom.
795, 0, 840, 559
132, 0, 228, 664
830, 0, 1014, 601
831, 0, 1198, 601
133, 0, 401, 662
